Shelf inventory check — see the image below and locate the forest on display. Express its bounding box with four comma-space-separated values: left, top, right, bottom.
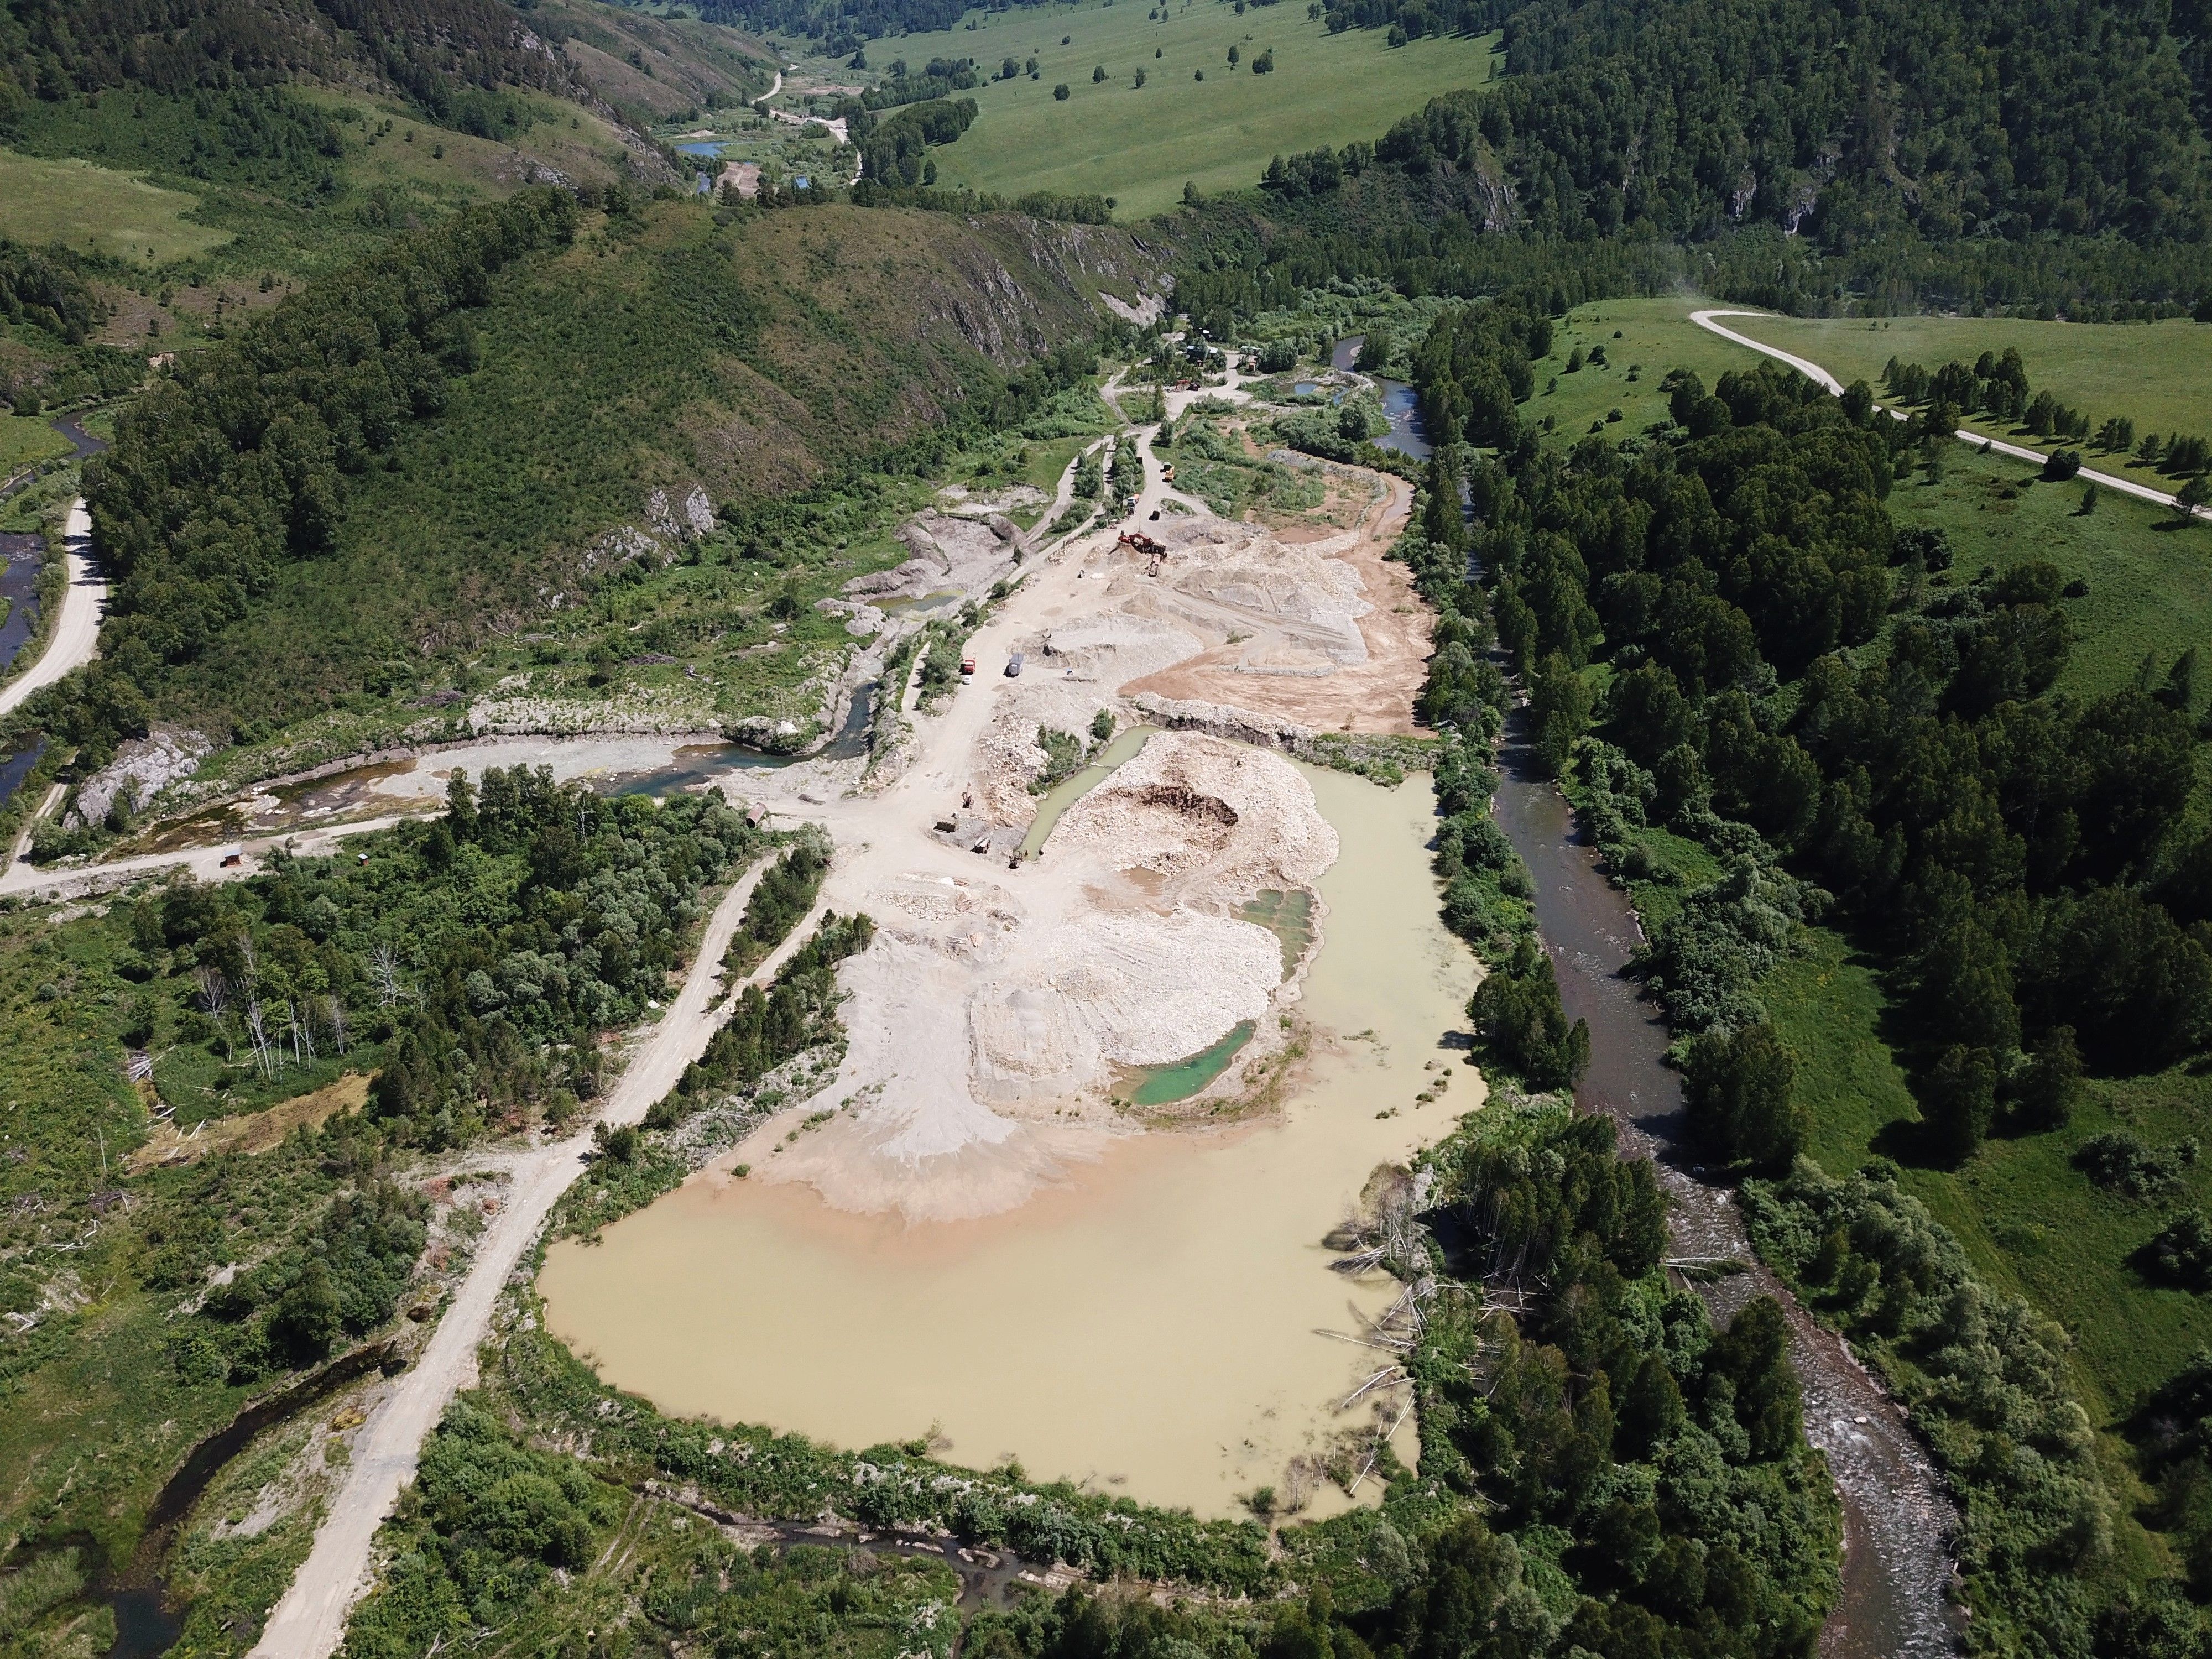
0, 765, 766, 1647
0, 0, 589, 118
1313, 255, 2212, 1645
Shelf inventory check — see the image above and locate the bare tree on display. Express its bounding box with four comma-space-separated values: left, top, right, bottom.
192, 966, 229, 1018
286, 1000, 315, 1066
243, 995, 278, 1080
324, 995, 349, 1057
368, 943, 409, 1008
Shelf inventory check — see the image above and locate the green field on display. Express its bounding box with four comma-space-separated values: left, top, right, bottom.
0, 413, 73, 475
1528, 297, 1760, 443
1531, 298, 2212, 696
1887, 441, 2212, 697
898, 1, 1499, 217
1730, 312, 2212, 453
0, 148, 232, 264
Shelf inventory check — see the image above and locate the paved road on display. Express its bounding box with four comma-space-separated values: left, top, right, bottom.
1691, 309, 2210, 521
0, 499, 104, 719
247, 858, 827, 1659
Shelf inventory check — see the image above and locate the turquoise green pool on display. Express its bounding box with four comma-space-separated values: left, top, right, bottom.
1125, 1020, 1257, 1107
1238, 888, 1316, 980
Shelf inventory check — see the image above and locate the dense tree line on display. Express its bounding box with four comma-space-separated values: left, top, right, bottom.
164, 1179, 427, 1384
363, 766, 757, 1145
1333, 0, 2211, 251
1883, 349, 2212, 477
129, 763, 758, 1154
0, 0, 592, 133
856, 95, 977, 186
0, 238, 107, 346
1407, 1108, 1837, 1655
720, 837, 830, 979
1466, 355, 2203, 1163
674, 911, 874, 1110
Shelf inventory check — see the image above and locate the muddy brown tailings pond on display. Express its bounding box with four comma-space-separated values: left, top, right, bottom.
1489, 719, 1959, 1657
541, 765, 1478, 1521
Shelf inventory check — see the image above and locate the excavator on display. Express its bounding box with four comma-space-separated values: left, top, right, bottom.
1117, 529, 1166, 576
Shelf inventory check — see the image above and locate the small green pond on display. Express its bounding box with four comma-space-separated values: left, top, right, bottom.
1124, 1020, 1256, 1107
1238, 888, 1315, 980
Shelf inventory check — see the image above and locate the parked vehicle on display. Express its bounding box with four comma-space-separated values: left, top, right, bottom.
1005, 652, 1024, 677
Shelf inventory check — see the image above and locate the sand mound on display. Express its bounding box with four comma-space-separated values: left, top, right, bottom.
1053, 732, 1338, 898
762, 734, 1333, 1220
1150, 520, 1370, 666
969, 908, 1283, 1095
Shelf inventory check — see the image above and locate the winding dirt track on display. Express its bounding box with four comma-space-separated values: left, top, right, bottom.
1692, 309, 2211, 521
0, 499, 104, 719
247, 859, 822, 1659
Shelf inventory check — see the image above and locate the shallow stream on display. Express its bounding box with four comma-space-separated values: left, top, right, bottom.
540, 763, 1479, 1521
1331, 338, 1431, 460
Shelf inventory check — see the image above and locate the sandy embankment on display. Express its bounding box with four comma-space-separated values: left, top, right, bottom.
1122, 468, 1426, 732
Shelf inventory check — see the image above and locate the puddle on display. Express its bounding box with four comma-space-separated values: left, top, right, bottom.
1121, 1020, 1255, 1105
1018, 725, 1158, 859
538, 763, 1480, 1521
878, 588, 966, 617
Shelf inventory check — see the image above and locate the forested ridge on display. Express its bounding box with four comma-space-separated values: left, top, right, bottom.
0, 0, 605, 135
1377, 0, 2211, 244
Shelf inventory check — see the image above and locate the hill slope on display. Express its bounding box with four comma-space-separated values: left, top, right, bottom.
69, 189, 1147, 756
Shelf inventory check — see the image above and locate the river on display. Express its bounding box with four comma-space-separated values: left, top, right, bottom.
1490, 711, 1959, 1652
540, 762, 1479, 1521
1331, 337, 1431, 460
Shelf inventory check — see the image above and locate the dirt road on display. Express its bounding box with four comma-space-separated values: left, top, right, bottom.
0, 811, 410, 901
0, 499, 103, 718
247, 859, 820, 1659
1691, 309, 2211, 521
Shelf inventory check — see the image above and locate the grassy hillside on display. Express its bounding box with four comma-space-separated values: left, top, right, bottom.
537, 0, 779, 122
0, 0, 773, 307
896, 0, 1499, 217
0, 150, 233, 266
59, 189, 1139, 779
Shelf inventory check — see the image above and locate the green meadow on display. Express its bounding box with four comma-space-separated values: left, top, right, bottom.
0, 149, 232, 264
0, 414, 75, 475
1727, 311, 2212, 453
894, 0, 1499, 217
